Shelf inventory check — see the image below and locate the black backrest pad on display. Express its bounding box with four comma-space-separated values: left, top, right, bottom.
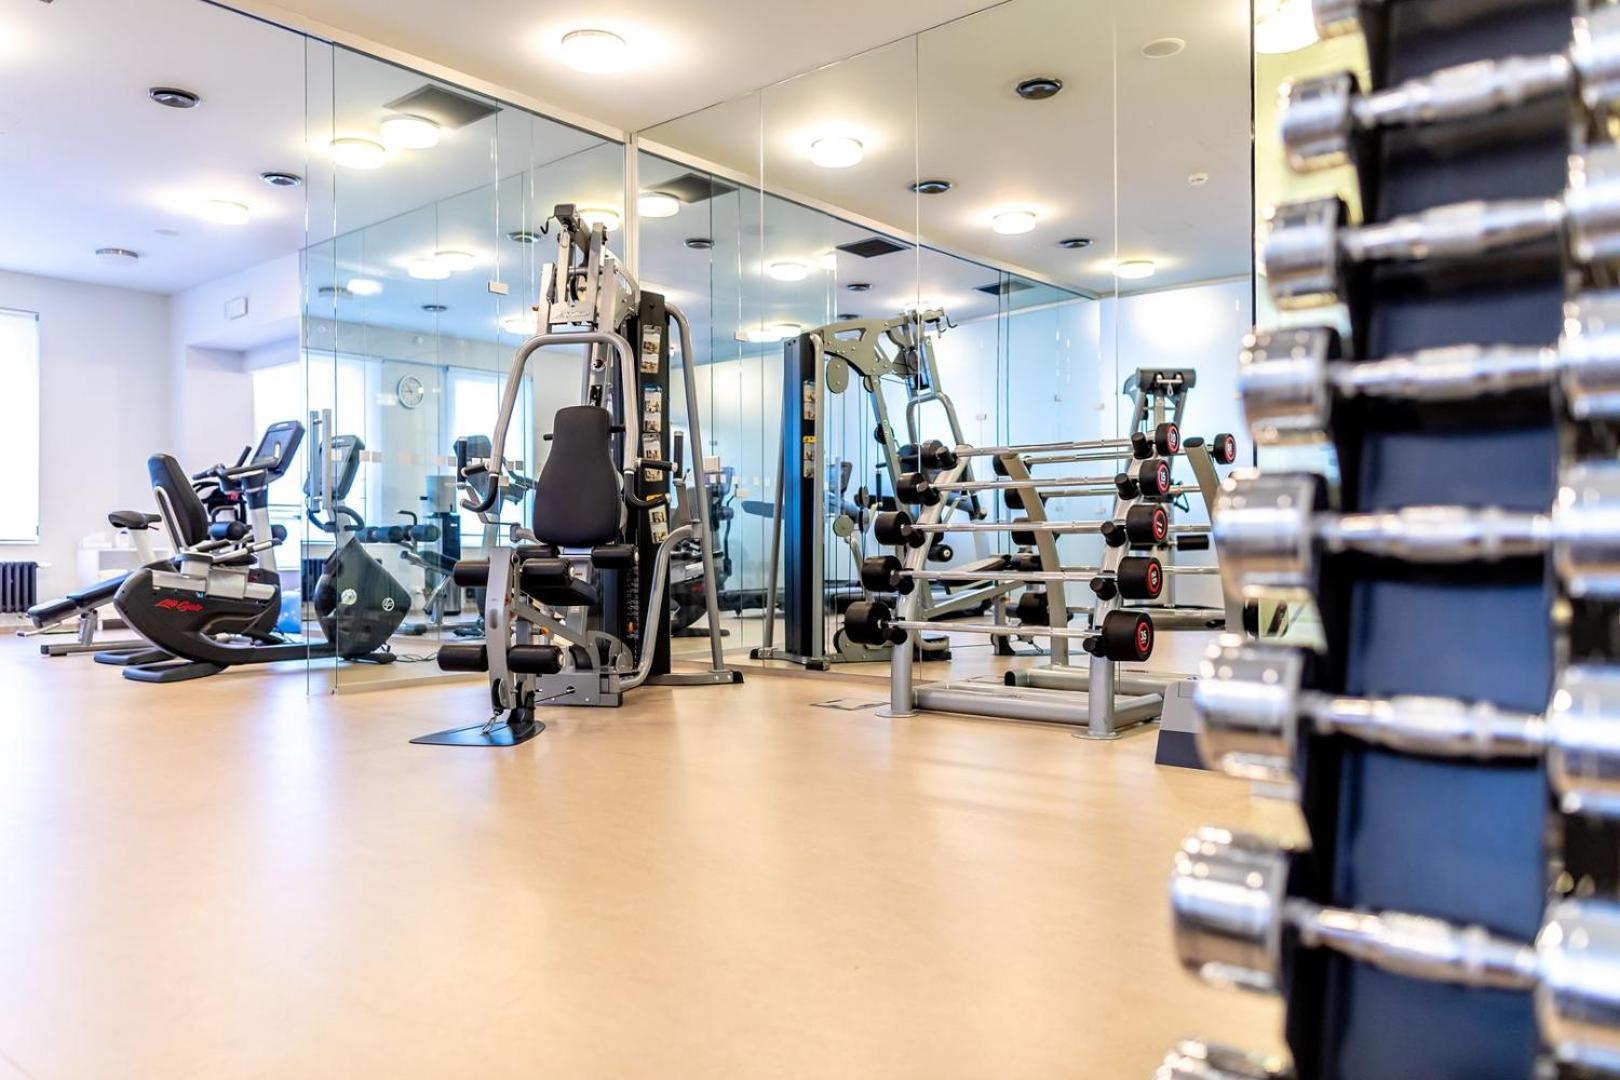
148, 454, 211, 547
533, 406, 621, 547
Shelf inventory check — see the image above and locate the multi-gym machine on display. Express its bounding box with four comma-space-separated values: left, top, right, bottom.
755, 308, 1022, 668
1163, 2, 1620, 1076
419, 204, 740, 747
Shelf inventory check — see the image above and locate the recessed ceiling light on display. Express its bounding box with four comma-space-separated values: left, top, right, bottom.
500, 313, 538, 335
1254, 0, 1319, 54
837, 313, 860, 322
259, 171, 302, 188
561, 29, 628, 74
1058, 237, 1093, 249
202, 200, 251, 225
330, 137, 387, 170
508, 230, 539, 244
1015, 77, 1063, 100
317, 285, 351, 298
911, 179, 953, 195
148, 87, 199, 109
154, 228, 180, 238
95, 247, 139, 265
818, 252, 838, 271
992, 210, 1039, 236
421, 303, 448, 313
579, 207, 622, 232
684, 237, 714, 250
347, 278, 383, 297
435, 250, 477, 273
638, 192, 681, 219
1114, 259, 1156, 280
1188, 171, 1209, 186
903, 298, 939, 313
1141, 37, 1186, 58
737, 324, 802, 344
380, 114, 441, 151
407, 258, 450, 281
845, 282, 872, 292
810, 136, 864, 169
769, 261, 809, 283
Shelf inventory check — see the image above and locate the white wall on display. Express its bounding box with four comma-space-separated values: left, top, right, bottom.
0, 269, 172, 597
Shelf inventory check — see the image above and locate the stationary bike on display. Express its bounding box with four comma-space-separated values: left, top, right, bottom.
110, 419, 408, 683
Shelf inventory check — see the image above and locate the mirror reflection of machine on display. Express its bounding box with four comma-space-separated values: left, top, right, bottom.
668, 430, 736, 638
756, 308, 1017, 669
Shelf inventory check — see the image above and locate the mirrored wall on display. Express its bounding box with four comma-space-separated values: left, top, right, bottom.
638, 0, 1254, 662
298, 44, 625, 691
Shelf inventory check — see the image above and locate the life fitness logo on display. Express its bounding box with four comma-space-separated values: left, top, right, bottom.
156, 597, 204, 615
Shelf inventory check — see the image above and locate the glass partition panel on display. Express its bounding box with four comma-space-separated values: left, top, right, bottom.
304, 44, 624, 690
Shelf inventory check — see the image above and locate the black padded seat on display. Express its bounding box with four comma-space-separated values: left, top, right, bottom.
108, 511, 161, 530
517, 558, 598, 608
533, 406, 622, 548
149, 454, 211, 547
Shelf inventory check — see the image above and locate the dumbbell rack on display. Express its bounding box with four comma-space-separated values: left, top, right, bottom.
1164, 2, 1620, 1077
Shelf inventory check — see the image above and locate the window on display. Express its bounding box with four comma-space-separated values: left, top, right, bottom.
0, 309, 40, 543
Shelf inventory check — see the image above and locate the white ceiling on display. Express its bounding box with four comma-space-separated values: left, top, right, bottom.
0, 0, 307, 293
230, 0, 1003, 134
646, 0, 1253, 296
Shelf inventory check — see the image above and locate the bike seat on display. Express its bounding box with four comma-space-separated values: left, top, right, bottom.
109, 511, 162, 530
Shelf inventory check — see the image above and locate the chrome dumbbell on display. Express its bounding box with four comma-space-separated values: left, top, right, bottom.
1156, 1041, 1292, 1080
1173, 828, 1620, 1076
1262, 145, 1620, 310
1236, 296, 1620, 443
1193, 637, 1620, 818
1281, 6, 1620, 174
1211, 463, 1620, 600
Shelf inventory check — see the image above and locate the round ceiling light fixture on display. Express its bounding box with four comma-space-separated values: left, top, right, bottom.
845, 282, 872, 292
500, 313, 539, 335
346, 278, 383, 298
148, 87, 200, 109
407, 258, 451, 281
837, 313, 860, 322
95, 247, 140, 265
507, 230, 540, 244
434, 250, 477, 273
684, 237, 714, 250
911, 179, 954, 195
1114, 259, 1157, 280
809, 136, 864, 169
1141, 37, 1187, 58
1015, 76, 1064, 100
579, 207, 622, 232
561, 29, 629, 74
259, 171, 303, 188
991, 209, 1039, 236
769, 261, 809, 283
1058, 237, 1093, 249
202, 200, 251, 225
317, 285, 351, 298
421, 303, 448, 313
329, 137, 388, 170
638, 192, 681, 219
1188, 170, 1210, 186
1254, 0, 1320, 54
380, 114, 442, 151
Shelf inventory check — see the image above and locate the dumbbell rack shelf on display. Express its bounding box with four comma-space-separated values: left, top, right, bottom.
1163, 2, 1620, 1077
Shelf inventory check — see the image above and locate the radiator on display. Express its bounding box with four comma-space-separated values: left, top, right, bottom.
0, 561, 38, 613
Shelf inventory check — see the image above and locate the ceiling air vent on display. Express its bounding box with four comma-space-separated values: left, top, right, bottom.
837, 236, 910, 260
383, 84, 499, 129
976, 279, 1037, 297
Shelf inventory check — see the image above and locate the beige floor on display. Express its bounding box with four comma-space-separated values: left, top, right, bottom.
0, 633, 1285, 1079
